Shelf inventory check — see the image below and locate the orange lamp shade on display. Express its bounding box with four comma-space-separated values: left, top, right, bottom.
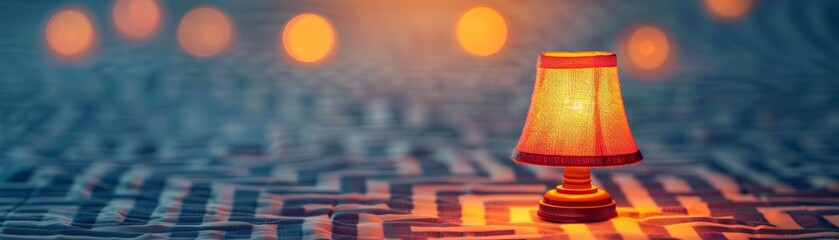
512, 51, 642, 167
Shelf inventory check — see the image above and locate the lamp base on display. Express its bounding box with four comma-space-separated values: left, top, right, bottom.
537, 167, 617, 223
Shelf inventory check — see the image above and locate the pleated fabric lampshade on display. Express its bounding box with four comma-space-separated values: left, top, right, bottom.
512, 51, 643, 223
512, 51, 642, 167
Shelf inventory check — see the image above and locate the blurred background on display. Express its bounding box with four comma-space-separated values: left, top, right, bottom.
1, 0, 838, 238
3, 0, 837, 169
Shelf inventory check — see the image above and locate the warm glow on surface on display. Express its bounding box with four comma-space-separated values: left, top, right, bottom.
113, 0, 161, 39
282, 13, 336, 63
626, 26, 670, 71
456, 7, 507, 57
459, 195, 486, 226
705, 0, 753, 20
45, 9, 94, 57
508, 206, 536, 223
177, 7, 232, 57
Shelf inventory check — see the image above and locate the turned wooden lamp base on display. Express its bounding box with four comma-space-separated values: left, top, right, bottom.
538, 167, 617, 223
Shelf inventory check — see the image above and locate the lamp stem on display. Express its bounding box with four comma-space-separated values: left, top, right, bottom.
540, 166, 616, 222
562, 167, 592, 189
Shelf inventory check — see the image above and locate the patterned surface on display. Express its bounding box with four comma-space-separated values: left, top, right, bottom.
1, 0, 839, 239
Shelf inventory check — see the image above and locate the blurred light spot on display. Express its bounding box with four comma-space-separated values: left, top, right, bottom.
177, 7, 232, 57
627, 26, 670, 71
45, 9, 94, 57
113, 0, 161, 39
705, 0, 753, 20
282, 13, 335, 63
457, 7, 507, 57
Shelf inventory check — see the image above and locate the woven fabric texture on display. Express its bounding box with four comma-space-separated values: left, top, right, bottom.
514, 52, 641, 167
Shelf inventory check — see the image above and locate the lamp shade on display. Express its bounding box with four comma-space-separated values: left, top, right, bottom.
512, 51, 642, 167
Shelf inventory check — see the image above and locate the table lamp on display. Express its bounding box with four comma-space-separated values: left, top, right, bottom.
512, 51, 643, 222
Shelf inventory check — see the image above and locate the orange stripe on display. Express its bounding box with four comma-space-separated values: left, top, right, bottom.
538, 53, 617, 69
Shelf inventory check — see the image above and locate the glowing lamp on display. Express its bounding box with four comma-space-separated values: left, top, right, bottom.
512, 51, 643, 222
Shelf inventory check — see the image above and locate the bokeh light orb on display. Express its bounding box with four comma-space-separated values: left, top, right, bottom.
705, 0, 753, 20
282, 13, 336, 63
177, 7, 232, 57
113, 0, 161, 39
626, 26, 670, 71
456, 7, 507, 57
45, 9, 94, 57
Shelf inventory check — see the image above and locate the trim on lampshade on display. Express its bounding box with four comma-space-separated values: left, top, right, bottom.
511, 150, 642, 167
538, 51, 617, 69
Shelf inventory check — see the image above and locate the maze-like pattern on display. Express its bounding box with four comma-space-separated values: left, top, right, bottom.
1, 87, 837, 239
